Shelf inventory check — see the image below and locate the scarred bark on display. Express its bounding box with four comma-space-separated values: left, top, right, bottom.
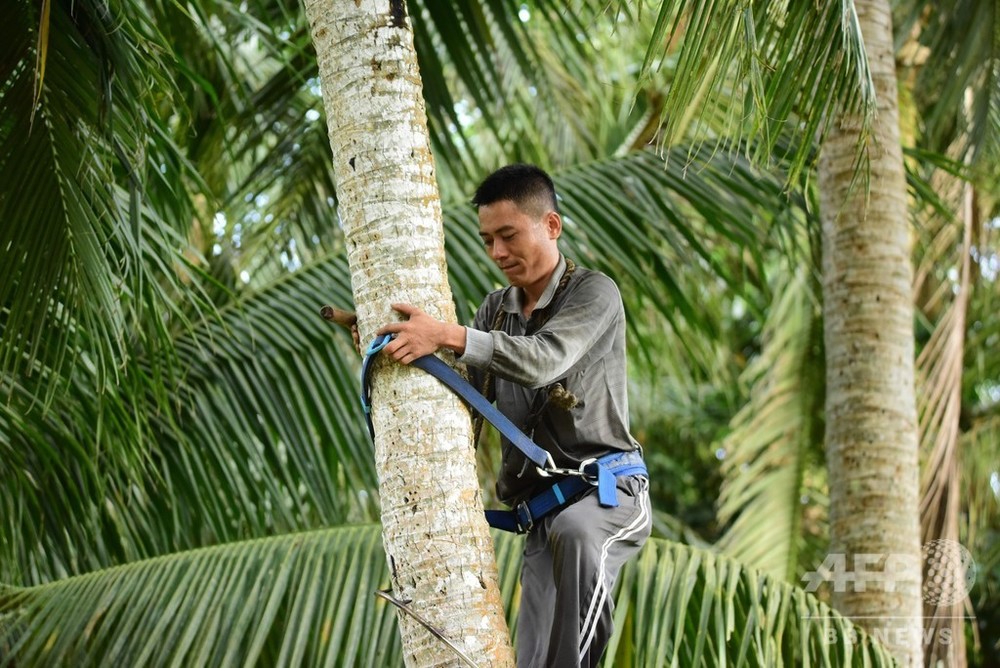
301, 1, 514, 665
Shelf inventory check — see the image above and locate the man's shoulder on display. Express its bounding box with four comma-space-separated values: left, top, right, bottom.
567, 264, 622, 299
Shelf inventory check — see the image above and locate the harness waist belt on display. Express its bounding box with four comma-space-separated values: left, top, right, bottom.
485, 450, 647, 533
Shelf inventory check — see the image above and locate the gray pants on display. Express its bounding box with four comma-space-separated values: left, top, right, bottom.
516, 475, 651, 668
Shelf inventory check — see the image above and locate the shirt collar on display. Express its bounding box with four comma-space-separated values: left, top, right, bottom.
503, 255, 567, 315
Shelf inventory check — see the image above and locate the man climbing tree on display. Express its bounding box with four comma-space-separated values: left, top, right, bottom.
378, 164, 652, 667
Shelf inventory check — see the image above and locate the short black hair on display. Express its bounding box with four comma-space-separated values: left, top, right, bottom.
471, 164, 559, 216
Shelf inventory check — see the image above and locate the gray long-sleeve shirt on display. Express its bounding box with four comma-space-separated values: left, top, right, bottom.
459, 256, 641, 505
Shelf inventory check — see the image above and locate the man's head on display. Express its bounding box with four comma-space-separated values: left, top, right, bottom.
471, 163, 560, 217
472, 164, 562, 293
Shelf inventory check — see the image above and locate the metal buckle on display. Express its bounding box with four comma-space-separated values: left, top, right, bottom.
515, 501, 533, 533
578, 458, 600, 486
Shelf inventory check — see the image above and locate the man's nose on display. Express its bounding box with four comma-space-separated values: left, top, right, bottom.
491, 240, 508, 261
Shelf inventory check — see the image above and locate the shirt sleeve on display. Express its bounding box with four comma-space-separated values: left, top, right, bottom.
467, 272, 623, 389
457, 291, 503, 392
460, 327, 494, 369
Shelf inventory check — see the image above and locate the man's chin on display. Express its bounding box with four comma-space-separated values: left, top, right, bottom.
501, 268, 522, 284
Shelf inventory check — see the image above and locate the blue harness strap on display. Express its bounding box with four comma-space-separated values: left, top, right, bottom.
360, 335, 394, 441
411, 355, 553, 469
361, 334, 550, 468
360, 334, 647, 533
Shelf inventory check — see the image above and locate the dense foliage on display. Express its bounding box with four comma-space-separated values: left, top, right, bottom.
1, 0, 997, 664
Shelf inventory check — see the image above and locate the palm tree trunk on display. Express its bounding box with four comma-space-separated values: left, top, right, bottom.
300, 1, 514, 665
817, 0, 923, 665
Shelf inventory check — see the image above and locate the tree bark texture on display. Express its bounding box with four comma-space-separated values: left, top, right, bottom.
301, 1, 514, 665
818, 0, 923, 665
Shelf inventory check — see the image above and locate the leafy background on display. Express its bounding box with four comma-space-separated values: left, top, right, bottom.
1, 0, 998, 664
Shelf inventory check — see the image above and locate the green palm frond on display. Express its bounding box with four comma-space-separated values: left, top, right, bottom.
895, 0, 1000, 191
0, 530, 896, 667
959, 414, 1000, 660
714, 270, 825, 582
158, 258, 379, 540
964, 213, 1000, 414
209, 25, 342, 278
0, 255, 377, 585
0, 526, 398, 667
608, 539, 896, 667
634, 0, 875, 186
411, 0, 619, 188
0, 0, 220, 403
961, 415, 1000, 546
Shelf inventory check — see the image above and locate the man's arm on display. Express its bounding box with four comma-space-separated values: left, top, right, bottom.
375, 272, 621, 387
469, 273, 622, 389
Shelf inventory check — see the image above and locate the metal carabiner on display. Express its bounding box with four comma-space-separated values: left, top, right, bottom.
536, 455, 600, 482
536, 452, 560, 478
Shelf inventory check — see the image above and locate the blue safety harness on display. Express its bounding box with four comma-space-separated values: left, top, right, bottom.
361, 334, 648, 533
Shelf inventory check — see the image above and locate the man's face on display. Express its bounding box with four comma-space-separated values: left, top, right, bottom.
478, 199, 560, 289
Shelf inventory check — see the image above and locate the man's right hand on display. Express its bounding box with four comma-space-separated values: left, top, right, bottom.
320, 306, 362, 355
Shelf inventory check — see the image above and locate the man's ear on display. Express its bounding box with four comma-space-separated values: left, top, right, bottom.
544, 211, 562, 239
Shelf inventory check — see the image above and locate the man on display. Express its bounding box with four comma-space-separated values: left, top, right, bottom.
377, 164, 651, 667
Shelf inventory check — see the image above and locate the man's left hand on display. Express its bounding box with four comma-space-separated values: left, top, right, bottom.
377, 304, 466, 365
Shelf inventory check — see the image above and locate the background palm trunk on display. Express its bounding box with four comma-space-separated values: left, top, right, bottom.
300, 1, 514, 665
817, 0, 923, 664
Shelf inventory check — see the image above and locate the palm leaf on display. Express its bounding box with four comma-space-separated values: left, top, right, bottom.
908, 143, 992, 663
960, 415, 1000, 550
411, 0, 619, 186
609, 539, 896, 667
894, 0, 1000, 191
0, 526, 398, 667
0, 255, 377, 584
159, 258, 379, 539
714, 270, 824, 582
634, 0, 875, 187
0, 529, 896, 667
0, 0, 219, 405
